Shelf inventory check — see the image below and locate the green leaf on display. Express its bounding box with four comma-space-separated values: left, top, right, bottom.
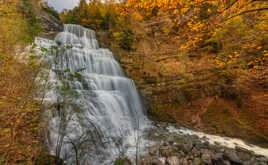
31, 43, 37, 49
64, 69, 71, 73
76, 68, 86, 73
66, 45, 73, 49
41, 47, 48, 52
30, 55, 39, 60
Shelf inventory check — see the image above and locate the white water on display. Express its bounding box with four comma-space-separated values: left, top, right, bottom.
36, 24, 151, 165
167, 126, 268, 157
35, 24, 268, 165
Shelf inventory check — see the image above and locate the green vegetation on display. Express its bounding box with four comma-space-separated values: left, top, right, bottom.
114, 157, 131, 165
61, 0, 119, 31
42, 6, 60, 20
0, 0, 61, 164
21, 0, 43, 42
61, 0, 134, 50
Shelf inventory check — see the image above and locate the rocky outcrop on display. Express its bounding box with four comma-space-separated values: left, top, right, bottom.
141, 130, 268, 165
39, 9, 63, 33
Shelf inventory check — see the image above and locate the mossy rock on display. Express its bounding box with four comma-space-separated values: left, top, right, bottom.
114, 157, 131, 165
35, 150, 64, 165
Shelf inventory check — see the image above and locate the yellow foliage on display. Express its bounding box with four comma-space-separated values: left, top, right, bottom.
0, 0, 26, 53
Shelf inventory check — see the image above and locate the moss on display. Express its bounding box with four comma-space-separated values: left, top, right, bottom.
35, 150, 55, 165
35, 149, 66, 165
114, 157, 131, 165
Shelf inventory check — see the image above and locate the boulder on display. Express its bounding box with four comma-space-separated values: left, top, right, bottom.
176, 142, 193, 154
211, 153, 223, 161
191, 147, 201, 157
141, 156, 164, 165
183, 143, 193, 153
166, 156, 180, 165
243, 159, 258, 165
193, 157, 202, 165
201, 153, 212, 164
222, 160, 231, 165
235, 146, 254, 154
159, 146, 172, 157
224, 149, 242, 164
149, 146, 159, 156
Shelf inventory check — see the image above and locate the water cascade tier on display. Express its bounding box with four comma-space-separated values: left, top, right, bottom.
36, 24, 150, 165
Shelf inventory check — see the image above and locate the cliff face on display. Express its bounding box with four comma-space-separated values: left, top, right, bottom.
38, 5, 63, 39
39, 10, 63, 33
97, 26, 268, 149
117, 53, 268, 148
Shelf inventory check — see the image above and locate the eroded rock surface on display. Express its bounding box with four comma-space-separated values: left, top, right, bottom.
141, 127, 268, 165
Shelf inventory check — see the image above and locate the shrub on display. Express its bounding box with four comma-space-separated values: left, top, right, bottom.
113, 30, 134, 50
42, 6, 60, 20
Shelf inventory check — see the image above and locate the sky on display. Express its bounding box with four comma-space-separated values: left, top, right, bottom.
45, 0, 80, 12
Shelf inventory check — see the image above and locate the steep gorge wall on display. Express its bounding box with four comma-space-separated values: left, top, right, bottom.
97, 24, 268, 149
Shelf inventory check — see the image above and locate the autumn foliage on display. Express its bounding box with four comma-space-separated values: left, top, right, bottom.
61, 0, 268, 146
0, 0, 45, 164
0, 0, 268, 163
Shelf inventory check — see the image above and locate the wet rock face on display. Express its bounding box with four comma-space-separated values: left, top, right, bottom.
141, 133, 268, 165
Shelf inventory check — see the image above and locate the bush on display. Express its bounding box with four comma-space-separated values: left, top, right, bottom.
42, 6, 60, 20
113, 30, 134, 50
22, 0, 43, 42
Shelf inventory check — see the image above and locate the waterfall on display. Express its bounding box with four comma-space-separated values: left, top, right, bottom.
36, 24, 151, 165
35, 24, 268, 165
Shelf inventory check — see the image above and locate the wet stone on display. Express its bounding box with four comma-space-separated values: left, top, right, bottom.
166, 156, 180, 165
191, 147, 201, 157
141, 156, 164, 165
201, 153, 212, 164
149, 146, 159, 156
193, 157, 202, 165
211, 152, 223, 161
222, 160, 231, 165
159, 146, 171, 157
224, 149, 242, 164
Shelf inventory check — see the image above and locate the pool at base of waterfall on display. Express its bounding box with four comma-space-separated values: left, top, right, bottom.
35, 24, 268, 165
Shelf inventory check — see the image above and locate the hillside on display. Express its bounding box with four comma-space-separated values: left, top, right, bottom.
0, 0, 62, 164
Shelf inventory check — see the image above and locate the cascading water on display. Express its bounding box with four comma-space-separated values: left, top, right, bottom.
35, 24, 268, 165
36, 24, 151, 165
